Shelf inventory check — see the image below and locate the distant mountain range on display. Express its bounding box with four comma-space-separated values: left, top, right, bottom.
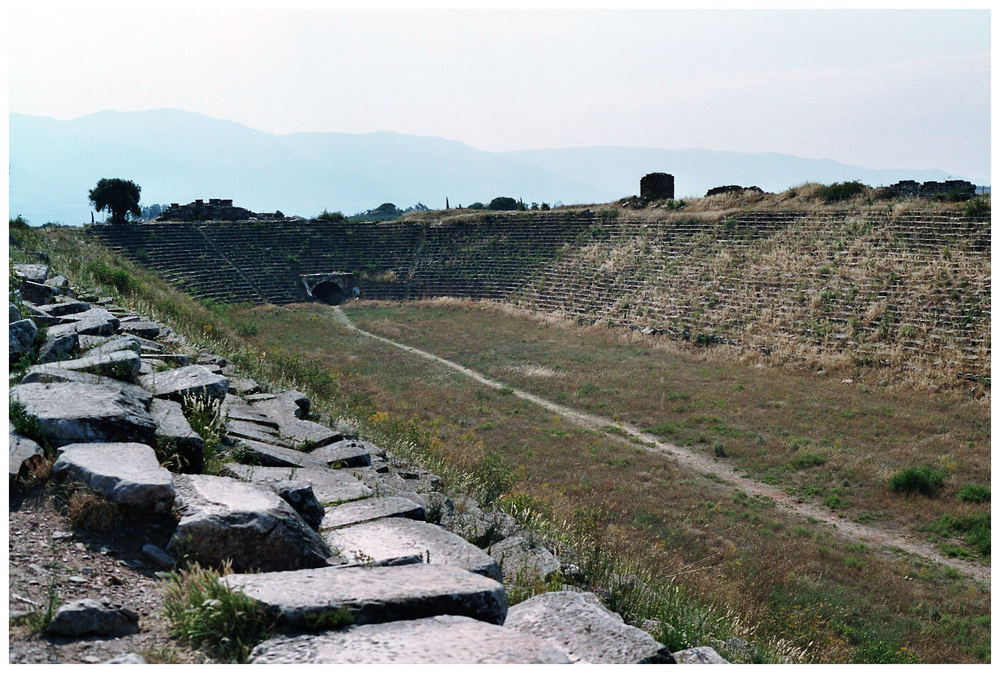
9, 109, 981, 226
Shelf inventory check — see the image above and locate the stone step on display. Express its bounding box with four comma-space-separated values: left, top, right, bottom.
223, 463, 372, 505
324, 518, 501, 581
222, 563, 507, 630
248, 615, 571, 664
320, 496, 426, 530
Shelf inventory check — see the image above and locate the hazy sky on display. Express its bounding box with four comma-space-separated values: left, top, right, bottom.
8, 6, 991, 182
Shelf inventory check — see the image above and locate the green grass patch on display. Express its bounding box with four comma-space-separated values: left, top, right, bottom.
889, 465, 947, 497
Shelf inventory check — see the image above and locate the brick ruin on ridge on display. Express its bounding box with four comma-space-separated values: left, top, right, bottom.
156, 198, 285, 222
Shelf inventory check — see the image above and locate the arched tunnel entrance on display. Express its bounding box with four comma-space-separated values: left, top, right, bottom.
300, 272, 357, 305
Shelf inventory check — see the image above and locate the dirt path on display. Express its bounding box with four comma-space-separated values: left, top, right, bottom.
331, 307, 989, 585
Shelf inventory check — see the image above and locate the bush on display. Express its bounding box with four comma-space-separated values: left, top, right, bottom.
963, 197, 990, 217
161, 562, 273, 663
316, 209, 346, 222
889, 465, 946, 497
957, 484, 990, 503
819, 181, 867, 202
84, 260, 138, 294
488, 197, 520, 211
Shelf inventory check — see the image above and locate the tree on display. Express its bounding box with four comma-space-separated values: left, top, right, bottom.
488, 196, 518, 210
89, 178, 141, 224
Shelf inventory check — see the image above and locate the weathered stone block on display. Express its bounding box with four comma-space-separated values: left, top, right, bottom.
168, 474, 334, 572
26, 350, 141, 382
10, 382, 155, 447
139, 365, 229, 403
640, 172, 675, 200
223, 563, 507, 630
53, 442, 175, 513
150, 398, 204, 474
9, 318, 38, 360
45, 598, 139, 637
309, 439, 373, 468
223, 463, 372, 505
320, 496, 426, 530
9, 430, 45, 481
324, 517, 501, 581
504, 591, 676, 663
248, 615, 572, 664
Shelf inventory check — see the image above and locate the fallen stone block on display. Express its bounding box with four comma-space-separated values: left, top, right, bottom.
489, 535, 561, 586
45, 308, 120, 338
223, 463, 372, 505
227, 437, 325, 468
223, 563, 508, 630
308, 439, 372, 468
9, 301, 21, 323
140, 543, 176, 570
35, 300, 91, 317
320, 496, 426, 530
270, 481, 325, 529
504, 591, 676, 664
9, 430, 45, 481
82, 335, 141, 357
223, 403, 279, 429
45, 598, 139, 637
228, 377, 263, 396
275, 418, 343, 450
139, 365, 229, 403
9, 318, 38, 360
52, 442, 175, 513
36, 331, 79, 364
120, 321, 161, 339
168, 474, 335, 572
672, 646, 730, 664
226, 419, 292, 447
43, 274, 71, 292
26, 350, 141, 383
324, 518, 501, 581
248, 615, 571, 664
150, 399, 204, 474
14, 263, 49, 284
10, 382, 155, 448
20, 281, 58, 305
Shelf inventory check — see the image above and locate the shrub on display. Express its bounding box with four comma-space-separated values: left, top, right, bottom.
957, 484, 990, 503
819, 181, 867, 202
316, 209, 346, 222
161, 562, 273, 663
488, 197, 519, 211
963, 197, 990, 218
84, 260, 138, 294
889, 465, 946, 497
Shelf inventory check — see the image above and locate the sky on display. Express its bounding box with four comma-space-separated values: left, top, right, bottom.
7, 4, 992, 182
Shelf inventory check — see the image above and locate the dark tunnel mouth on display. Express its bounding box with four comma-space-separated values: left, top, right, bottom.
312, 280, 346, 305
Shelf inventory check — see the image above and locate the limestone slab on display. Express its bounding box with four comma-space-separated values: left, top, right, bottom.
248, 615, 571, 664
36, 331, 79, 364
673, 646, 730, 664
489, 535, 562, 586
14, 263, 49, 284
226, 420, 291, 446
53, 442, 175, 513
26, 350, 140, 382
9, 430, 44, 481
503, 591, 676, 664
223, 404, 279, 429
10, 382, 155, 447
324, 518, 501, 581
9, 319, 38, 360
120, 321, 161, 339
82, 335, 141, 357
150, 398, 204, 474
275, 418, 342, 449
308, 439, 372, 468
227, 437, 325, 468
139, 365, 229, 403
169, 474, 334, 572
320, 496, 426, 530
223, 463, 372, 504
223, 563, 507, 630
35, 300, 91, 317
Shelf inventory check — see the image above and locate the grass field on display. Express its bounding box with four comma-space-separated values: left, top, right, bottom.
222, 299, 989, 663
11, 223, 990, 663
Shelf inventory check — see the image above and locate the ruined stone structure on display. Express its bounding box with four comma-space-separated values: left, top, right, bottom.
884, 180, 977, 200
90, 208, 991, 383
639, 173, 674, 200
300, 273, 357, 305
156, 199, 285, 222
705, 185, 764, 197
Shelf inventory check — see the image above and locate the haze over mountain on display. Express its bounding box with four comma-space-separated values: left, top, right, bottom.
9, 109, 978, 226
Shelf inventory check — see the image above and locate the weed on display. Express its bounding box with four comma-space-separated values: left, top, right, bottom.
956, 484, 990, 503
793, 453, 826, 469
84, 260, 138, 294
713, 442, 727, 458
9, 399, 46, 451
67, 489, 121, 533
13, 579, 61, 632
302, 607, 354, 631
472, 451, 516, 506
963, 197, 990, 218
161, 562, 273, 663
889, 465, 947, 497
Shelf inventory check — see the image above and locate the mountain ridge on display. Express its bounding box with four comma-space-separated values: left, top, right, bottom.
9, 109, 979, 226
